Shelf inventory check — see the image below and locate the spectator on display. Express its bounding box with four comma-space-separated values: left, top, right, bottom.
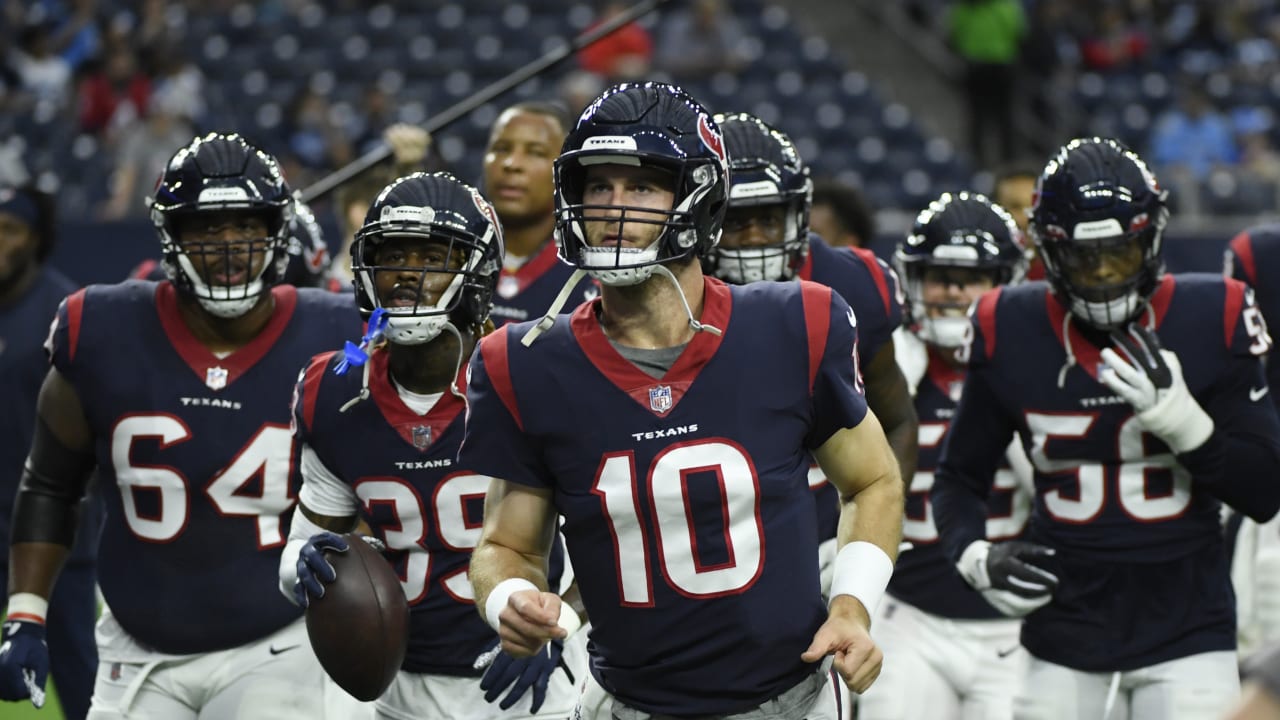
282, 87, 353, 188
77, 43, 150, 135
1151, 83, 1238, 182
98, 85, 195, 220
810, 178, 875, 249
992, 160, 1043, 279
948, 0, 1026, 166
1079, 5, 1150, 71
578, 0, 652, 82
654, 0, 748, 82
11, 20, 73, 110
557, 70, 605, 117
145, 39, 206, 129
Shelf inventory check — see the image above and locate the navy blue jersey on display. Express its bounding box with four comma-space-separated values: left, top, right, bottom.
889, 346, 1029, 620
490, 238, 598, 326
292, 349, 496, 676
0, 268, 97, 560
460, 277, 867, 715
1225, 225, 1280, 401
48, 281, 358, 654
934, 274, 1280, 671
799, 234, 903, 542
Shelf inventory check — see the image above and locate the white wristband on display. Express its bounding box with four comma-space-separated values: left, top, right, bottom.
6, 593, 49, 624
484, 578, 539, 633
557, 600, 583, 639
828, 541, 894, 616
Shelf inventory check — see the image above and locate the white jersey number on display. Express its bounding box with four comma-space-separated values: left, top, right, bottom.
594, 439, 764, 605
111, 416, 294, 547
903, 423, 1029, 544
354, 472, 489, 604
1026, 412, 1191, 523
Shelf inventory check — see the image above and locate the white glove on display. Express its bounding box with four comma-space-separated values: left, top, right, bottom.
1097, 324, 1213, 454
957, 540, 1058, 618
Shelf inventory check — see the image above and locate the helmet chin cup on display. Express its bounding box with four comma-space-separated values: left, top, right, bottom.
713, 246, 791, 284
580, 242, 662, 287
1070, 291, 1141, 330
384, 314, 447, 345
920, 315, 970, 348
588, 265, 657, 286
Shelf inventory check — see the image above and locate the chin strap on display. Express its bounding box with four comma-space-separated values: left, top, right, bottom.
522, 268, 590, 347
1056, 310, 1075, 389
651, 263, 722, 338
441, 321, 467, 402
336, 308, 389, 412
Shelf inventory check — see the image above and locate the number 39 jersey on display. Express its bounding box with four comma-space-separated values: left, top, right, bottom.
460, 277, 868, 716
936, 273, 1280, 670
47, 281, 358, 655
290, 349, 497, 676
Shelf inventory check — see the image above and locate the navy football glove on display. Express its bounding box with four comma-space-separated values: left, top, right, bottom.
0, 619, 49, 708
476, 638, 573, 712
294, 531, 349, 607
958, 540, 1059, 617
1100, 323, 1214, 453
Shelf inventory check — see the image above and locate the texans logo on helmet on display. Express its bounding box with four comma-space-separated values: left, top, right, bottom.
697, 114, 726, 165
470, 188, 503, 246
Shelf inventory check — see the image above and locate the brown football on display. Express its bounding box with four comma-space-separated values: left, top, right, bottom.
304, 534, 409, 701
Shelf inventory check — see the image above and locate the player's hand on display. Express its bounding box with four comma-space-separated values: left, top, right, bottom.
957, 540, 1058, 617
477, 637, 574, 713
497, 590, 567, 658
293, 532, 350, 607
0, 619, 49, 708
801, 595, 882, 694
1099, 323, 1214, 454
384, 123, 431, 167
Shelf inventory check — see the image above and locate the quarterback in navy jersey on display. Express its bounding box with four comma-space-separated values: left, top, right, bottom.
463, 83, 904, 719
859, 192, 1033, 720
933, 138, 1280, 720
0, 134, 357, 718
280, 172, 580, 720
704, 112, 917, 593
0, 184, 100, 719
482, 102, 597, 327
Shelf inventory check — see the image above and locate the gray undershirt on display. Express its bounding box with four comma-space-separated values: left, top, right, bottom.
608, 338, 687, 379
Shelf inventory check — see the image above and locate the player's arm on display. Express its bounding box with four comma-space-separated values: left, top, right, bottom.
277, 438, 362, 606
2, 368, 95, 707
861, 338, 918, 483
471, 479, 565, 658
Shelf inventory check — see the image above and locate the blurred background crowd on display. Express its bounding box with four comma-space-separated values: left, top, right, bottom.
2, 0, 1278, 281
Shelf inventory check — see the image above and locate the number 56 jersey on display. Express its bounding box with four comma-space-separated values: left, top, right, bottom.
47, 281, 358, 655
460, 277, 869, 717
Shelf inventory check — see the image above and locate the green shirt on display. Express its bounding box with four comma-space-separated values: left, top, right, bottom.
949, 0, 1026, 64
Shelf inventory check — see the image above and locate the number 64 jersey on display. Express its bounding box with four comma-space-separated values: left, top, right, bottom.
934, 273, 1280, 672
459, 277, 868, 717
47, 280, 358, 655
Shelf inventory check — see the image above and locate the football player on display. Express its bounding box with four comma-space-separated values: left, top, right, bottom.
932, 137, 1280, 719
858, 192, 1033, 720
1223, 224, 1280, 662
278, 172, 581, 719
0, 183, 100, 719
0, 133, 358, 717
482, 101, 597, 326
703, 111, 917, 599
462, 82, 904, 719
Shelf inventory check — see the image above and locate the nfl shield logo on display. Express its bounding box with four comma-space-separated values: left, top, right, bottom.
412, 425, 432, 450
497, 275, 520, 299
648, 385, 672, 414
205, 366, 228, 391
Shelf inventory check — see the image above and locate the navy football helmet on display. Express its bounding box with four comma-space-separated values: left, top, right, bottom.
707, 112, 812, 283
281, 197, 332, 288
1030, 137, 1168, 330
150, 132, 294, 318
896, 192, 1028, 347
352, 172, 503, 344
554, 82, 729, 286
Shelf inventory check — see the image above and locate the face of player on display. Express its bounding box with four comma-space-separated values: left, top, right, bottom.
175, 210, 272, 288
919, 266, 996, 318
370, 236, 465, 311
995, 176, 1036, 235
483, 110, 563, 225
581, 164, 676, 250
1058, 235, 1145, 301
720, 204, 787, 249
0, 210, 38, 293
